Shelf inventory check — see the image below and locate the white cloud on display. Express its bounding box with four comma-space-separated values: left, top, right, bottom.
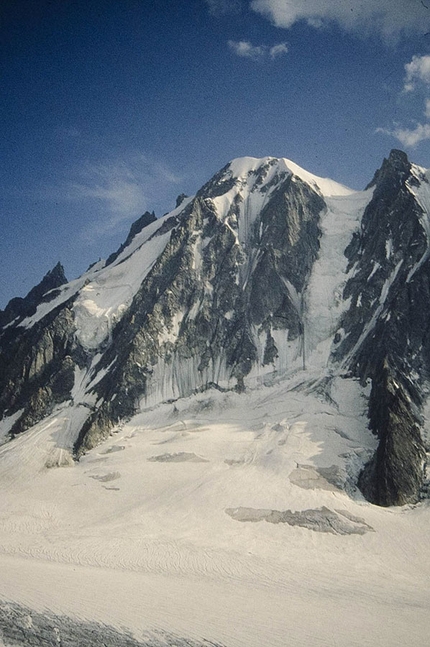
378, 123, 430, 148
404, 55, 430, 92
229, 40, 264, 59
268, 42, 289, 59
379, 53, 430, 148
228, 39, 288, 60
250, 0, 429, 39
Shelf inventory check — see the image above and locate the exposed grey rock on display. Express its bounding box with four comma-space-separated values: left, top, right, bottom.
225, 506, 374, 535
0, 304, 87, 437
175, 193, 188, 208
101, 445, 125, 454
332, 149, 428, 505
89, 471, 121, 482
358, 358, 425, 506
289, 464, 344, 491
105, 211, 157, 267
0, 262, 67, 328
0, 600, 224, 647
147, 452, 208, 463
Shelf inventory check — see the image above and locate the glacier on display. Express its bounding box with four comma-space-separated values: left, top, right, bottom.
0, 150, 430, 645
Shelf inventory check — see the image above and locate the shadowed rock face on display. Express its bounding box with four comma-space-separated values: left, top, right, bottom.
105, 211, 157, 267
1, 152, 430, 506
0, 303, 85, 436
0, 262, 67, 329
358, 358, 425, 506
332, 150, 428, 505
0, 600, 225, 647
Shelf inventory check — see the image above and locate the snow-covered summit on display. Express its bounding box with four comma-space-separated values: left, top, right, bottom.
228, 155, 355, 197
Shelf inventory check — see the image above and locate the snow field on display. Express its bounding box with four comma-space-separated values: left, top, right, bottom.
2, 157, 430, 645
0, 375, 429, 646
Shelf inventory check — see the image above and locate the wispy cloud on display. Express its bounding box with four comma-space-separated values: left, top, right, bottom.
69, 161, 148, 220
267, 42, 289, 58
379, 54, 430, 148
43, 154, 182, 243
377, 124, 430, 148
228, 39, 288, 60
205, 0, 242, 15
250, 0, 429, 40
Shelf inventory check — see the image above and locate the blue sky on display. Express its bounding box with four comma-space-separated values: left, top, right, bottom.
1, 0, 430, 307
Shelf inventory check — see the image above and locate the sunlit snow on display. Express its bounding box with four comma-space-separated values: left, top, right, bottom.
0, 372, 428, 646
2, 157, 430, 645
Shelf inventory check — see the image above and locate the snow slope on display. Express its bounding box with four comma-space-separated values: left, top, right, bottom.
305, 188, 373, 363
0, 372, 429, 646
18, 207, 185, 350
1, 153, 430, 645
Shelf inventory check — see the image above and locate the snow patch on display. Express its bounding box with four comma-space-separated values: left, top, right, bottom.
73, 227, 173, 349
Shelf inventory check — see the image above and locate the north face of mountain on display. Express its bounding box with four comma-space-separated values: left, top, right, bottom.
0, 152, 429, 507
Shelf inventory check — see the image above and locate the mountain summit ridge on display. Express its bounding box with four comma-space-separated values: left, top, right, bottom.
0, 150, 429, 506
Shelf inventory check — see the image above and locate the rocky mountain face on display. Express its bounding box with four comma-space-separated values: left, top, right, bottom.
0, 151, 429, 506
332, 150, 429, 505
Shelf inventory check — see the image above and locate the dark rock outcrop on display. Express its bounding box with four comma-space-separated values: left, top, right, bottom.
105, 211, 157, 266
0, 600, 224, 647
0, 303, 86, 436
333, 150, 428, 505
0, 262, 67, 328
358, 357, 425, 506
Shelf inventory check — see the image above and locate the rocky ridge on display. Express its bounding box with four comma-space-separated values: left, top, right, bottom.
1, 151, 429, 506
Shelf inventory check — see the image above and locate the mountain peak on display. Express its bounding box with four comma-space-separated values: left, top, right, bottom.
105, 211, 157, 267
0, 151, 429, 508
0, 261, 67, 328
366, 148, 411, 190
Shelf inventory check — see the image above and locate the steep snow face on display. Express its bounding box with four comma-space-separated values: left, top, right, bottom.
18, 203, 192, 349
73, 224, 173, 350
228, 156, 354, 198
195, 155, 367, 373
305, 188, 373, 365
203, 156, 371, 371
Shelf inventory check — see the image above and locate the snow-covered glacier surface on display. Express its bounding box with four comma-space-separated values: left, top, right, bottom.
2, 152, 430, 645
0, 371, 429, 647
